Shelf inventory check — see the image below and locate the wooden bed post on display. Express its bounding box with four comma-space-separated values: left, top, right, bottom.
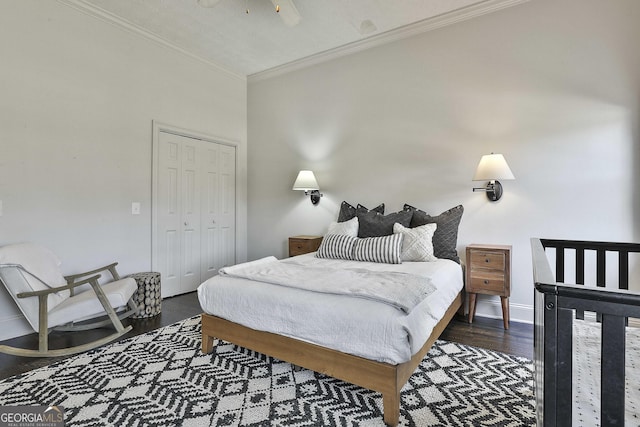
202, 333, 215, 353
383, 389, 400, 426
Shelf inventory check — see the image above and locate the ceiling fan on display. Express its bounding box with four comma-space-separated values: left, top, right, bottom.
197, 0, 301, 27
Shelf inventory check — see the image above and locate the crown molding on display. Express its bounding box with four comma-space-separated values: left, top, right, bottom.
55, 0, 530, 84
55, 0, 246, 82
248, 0, 531, 83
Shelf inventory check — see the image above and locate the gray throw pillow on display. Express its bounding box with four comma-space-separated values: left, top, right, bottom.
357, 209, 412, 238
403, 204, 464, 263
337, 201, 384, 222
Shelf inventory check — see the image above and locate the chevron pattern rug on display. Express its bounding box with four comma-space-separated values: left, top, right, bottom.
0, 316, 535, 426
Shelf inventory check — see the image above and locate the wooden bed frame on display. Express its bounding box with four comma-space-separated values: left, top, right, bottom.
531, 238, 640, 427
201, 291, 463, 426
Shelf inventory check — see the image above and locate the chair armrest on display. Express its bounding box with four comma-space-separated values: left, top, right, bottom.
65, 262, 121, 282
17, 274, 102, 298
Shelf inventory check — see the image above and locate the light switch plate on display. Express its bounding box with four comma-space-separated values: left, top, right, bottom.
131, 202, 141, 215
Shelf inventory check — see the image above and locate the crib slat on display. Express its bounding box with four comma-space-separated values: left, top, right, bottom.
619, 251, 629, 290
576, 249, 585, 285
576, 249, 585, 320
556, 307, 573, 426
596, 249, 606, 287
556, 248, 565, 283
601, 314, 625, 427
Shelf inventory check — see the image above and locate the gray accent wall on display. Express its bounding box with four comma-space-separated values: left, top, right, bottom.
248, 0, 640, 323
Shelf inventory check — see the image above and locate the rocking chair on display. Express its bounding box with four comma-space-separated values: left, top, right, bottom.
0, 243, 138, 357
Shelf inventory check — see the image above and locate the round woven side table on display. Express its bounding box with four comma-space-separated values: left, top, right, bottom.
128, 272, 161, 318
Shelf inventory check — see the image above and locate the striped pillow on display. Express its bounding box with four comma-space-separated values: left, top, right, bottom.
316, 234, 356, 260
352, 234, 403, 264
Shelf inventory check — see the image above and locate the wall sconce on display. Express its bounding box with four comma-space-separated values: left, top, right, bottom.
292, 170, 323, 205
472, 153, 515, 201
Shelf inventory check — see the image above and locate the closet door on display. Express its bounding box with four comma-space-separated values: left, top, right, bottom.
217, 144, 236, 272
200, 143, 236, 283
156, 132, 201, 296
154, 129, 236, 297
180, 138, 202, 293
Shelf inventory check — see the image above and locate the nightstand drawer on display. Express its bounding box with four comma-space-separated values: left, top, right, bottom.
290, 242, 312, 256
468, 273, 507, 294
288, 236, 323, 257
469, 250, 505, 271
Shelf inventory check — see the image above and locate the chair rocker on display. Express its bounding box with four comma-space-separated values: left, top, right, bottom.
0, 243, 138, 357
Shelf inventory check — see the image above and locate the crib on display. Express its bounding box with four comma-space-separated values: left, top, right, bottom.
531, 238, 640, 427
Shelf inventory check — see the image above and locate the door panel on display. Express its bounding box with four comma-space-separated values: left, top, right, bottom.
157, 133, 182, 297
181, 140, 201, 293
200, 143, 220, 282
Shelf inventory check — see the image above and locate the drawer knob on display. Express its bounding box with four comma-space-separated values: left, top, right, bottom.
485, 259, 490, 263
484, 280, 489, 285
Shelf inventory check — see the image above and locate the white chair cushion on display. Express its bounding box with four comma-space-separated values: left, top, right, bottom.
48, 277, 137, 328
0, 243, 67, 287
0, 243, 71, 330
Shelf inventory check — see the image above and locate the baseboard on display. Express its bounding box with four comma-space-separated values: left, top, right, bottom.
471, 297, 533, 324
472, 300, 640, 327
0, 315, 33, 341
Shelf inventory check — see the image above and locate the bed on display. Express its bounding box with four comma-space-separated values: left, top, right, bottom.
531, 238, 640, 427
198, 252, 464, 426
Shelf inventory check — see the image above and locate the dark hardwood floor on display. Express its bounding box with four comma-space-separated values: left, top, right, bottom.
0, 292, 202, 380
441, 314, 533, 360
0, 292, 533, 380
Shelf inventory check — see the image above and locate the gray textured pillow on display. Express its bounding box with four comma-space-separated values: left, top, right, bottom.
337, 201, 384, 222
404, 204, 464, 263
352, 234, 403, 264
357, 209, 412, 238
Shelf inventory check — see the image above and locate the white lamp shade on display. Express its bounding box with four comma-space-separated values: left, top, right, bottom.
473, 154, 515, 181
292, 170, 319, 191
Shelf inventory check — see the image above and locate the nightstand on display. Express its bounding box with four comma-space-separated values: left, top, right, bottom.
466, 244, 512, 329
288, 235, 323, 257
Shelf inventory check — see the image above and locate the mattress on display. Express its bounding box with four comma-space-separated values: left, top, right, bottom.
573, 318, 640, 426
197, 252, 463, 365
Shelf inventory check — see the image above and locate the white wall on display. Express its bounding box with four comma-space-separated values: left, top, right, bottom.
247, 0, 640, 323
0, 1, 248, 339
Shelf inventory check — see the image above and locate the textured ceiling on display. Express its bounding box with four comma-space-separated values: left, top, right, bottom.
64, 0, 526, 77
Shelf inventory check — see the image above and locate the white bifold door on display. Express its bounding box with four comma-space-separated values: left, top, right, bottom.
154, 130, 236, 297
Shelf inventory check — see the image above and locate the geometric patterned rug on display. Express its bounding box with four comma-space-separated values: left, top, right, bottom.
0, 316, 535, 426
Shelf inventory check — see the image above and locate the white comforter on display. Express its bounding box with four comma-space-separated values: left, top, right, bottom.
218, 256, 436, 313
197, 253, 463, 364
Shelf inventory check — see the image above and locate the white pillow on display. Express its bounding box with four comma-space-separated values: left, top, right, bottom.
393, 222, 438, 262
326, 216, 359, 237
